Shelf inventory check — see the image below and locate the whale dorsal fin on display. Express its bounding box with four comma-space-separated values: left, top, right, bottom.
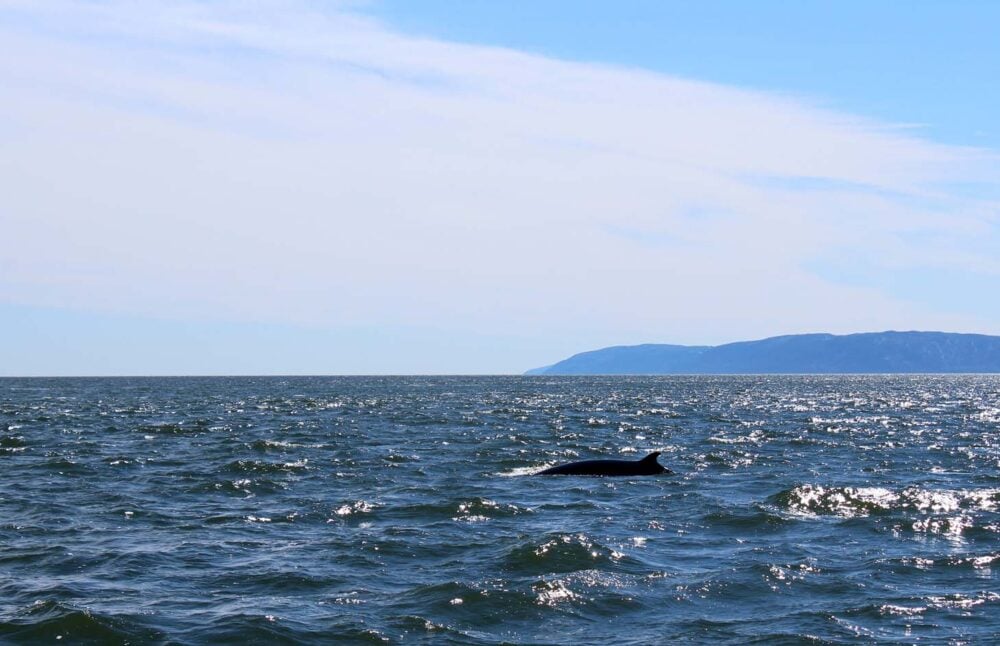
640, 451, 661, 462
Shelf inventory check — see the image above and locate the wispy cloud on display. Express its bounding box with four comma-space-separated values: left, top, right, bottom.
1, 0, 998, 365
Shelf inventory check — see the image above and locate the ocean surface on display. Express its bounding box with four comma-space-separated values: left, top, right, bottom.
1, 376, 998, 644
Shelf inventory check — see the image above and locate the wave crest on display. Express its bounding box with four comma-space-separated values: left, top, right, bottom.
773, 484, 999, 517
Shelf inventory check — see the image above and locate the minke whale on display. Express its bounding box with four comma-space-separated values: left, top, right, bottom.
534, 451, 671, 477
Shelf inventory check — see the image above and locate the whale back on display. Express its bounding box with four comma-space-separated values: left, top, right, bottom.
535, 450, 670, 476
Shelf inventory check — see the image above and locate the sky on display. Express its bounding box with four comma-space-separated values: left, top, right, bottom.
1, 0, 998, 375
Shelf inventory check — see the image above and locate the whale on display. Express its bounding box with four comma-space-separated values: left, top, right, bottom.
534, 451, 670, 476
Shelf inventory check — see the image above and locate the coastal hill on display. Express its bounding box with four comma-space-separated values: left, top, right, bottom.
526, 331, 1000, 375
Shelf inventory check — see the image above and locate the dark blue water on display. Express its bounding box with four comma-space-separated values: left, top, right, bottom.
1, 376, 998, 644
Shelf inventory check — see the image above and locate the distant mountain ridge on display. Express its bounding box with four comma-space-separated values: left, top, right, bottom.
526, 331, 1000, 375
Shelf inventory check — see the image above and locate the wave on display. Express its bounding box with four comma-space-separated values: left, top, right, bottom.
880, 552, 1000, 573
399, 574, 640, 622
502, 533, 632, 575
193, 613, 380, 644
772, 484, 1000, 518
702, 507, 791, 531
187, 477, 288, 496
136, 420, 214, 435
707, 429, 768, 444
0, 435, 27, 454
331, 500, 380, 517
0, 600, 164, 644
388, 614, 487, 642
36, 458, 93, 475
102, 455, 144, 467
452, 498, 530, 522
211, 569, 340, 592
495, 465, 546, 477
395, 581, 549, 631
247, 438, 297, 452
844, 591, 1000, 621
221, 459, 309, 475
0, 546, 64, 566
367, 497, 529, 525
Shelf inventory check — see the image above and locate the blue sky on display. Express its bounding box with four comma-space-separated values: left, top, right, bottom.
373, 0, 1000, 150
1, 1, 998, 375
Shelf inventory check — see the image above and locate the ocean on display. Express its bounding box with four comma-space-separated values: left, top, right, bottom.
1, 376, 997, 644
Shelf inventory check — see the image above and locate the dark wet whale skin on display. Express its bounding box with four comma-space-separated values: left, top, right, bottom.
535, 451, 670, 476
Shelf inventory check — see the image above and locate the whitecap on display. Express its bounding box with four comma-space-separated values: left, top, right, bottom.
533, 580, 579, 606
333, 500, 377, 516
880, 604, 925, 616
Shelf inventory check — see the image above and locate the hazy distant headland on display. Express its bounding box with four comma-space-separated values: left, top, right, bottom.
526, 331, 1000, 375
